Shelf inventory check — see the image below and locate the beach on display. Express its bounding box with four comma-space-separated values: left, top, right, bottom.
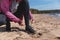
0, 14, 60, 40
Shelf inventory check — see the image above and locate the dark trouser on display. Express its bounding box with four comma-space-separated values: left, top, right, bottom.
0, 12, 11, 31
14, 0, 30, 26
6, 17, 11, 31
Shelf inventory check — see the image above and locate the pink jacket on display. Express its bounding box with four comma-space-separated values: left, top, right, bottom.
0, 0, 21, 23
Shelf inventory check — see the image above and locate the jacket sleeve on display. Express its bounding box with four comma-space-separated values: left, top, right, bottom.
29, 11, 33, 19
1, 0, 21, 23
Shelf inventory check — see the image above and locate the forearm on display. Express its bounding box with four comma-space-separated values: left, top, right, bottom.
29, 11, 33, 19
5, 11, 21, 22
1, 0, 21, 23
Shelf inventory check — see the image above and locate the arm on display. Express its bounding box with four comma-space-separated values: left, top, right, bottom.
29, 11, 33, 20
1, 0, 21, 23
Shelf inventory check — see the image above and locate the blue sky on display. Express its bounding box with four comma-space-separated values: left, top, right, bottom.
29, 0, 60, 10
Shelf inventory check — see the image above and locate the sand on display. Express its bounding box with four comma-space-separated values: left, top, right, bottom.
0, 14, 60, 40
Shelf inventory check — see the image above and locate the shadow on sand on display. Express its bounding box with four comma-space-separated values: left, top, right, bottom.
0, 26, 26, 32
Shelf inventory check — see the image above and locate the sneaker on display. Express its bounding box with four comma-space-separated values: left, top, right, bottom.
25, 25, 35, 34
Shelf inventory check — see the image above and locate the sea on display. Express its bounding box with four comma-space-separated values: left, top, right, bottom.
46, 13, 60, 19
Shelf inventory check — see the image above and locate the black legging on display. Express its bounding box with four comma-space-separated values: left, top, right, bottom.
14, 0, 30, 26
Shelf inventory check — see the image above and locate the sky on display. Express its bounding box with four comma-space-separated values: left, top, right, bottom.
29, 0, 60, 10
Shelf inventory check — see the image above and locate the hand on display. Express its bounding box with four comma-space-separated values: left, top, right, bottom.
18, 21, 24, 26
30, 18, 35, 24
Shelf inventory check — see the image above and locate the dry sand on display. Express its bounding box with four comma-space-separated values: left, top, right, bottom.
0, 14, 60, 40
